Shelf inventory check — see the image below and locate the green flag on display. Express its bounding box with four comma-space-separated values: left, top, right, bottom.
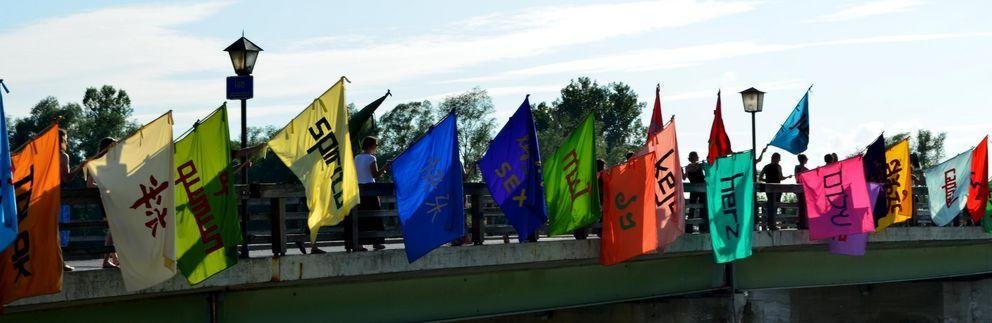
349, 90, 390, 152
705, 150, 755, 263
544, 115, 601, 235
174, 104, 242, 285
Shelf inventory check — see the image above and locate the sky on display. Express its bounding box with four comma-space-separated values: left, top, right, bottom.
1, 0, 991, 174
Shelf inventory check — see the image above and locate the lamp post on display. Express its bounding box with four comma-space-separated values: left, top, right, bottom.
739, 87, 765, 225
225, 35, 262, 258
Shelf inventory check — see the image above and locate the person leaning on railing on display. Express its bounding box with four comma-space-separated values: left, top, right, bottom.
347, 136, 389, 252
684, 151, 708, 233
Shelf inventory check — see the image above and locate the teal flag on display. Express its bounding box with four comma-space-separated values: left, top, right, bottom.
705, 150, 755, 263
544, 115, 601, 235
767, 88, 810, 154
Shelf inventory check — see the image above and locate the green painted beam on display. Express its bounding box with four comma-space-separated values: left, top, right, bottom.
217, 255, 725, 322
2, 294, 210, 323
735, 242, 992, 290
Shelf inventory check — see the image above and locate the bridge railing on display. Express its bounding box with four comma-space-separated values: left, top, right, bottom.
57, 182, 942, 259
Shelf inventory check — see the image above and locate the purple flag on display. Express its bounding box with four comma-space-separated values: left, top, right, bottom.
479, 96, 548, 241
829, 182, 882, 256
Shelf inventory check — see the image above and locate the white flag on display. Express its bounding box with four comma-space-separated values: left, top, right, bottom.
85, 112, 176, 291
924, 148, 972, 226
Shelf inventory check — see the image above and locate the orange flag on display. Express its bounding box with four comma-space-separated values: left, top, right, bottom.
601, 152, 658, 266
0, 125, 63, 305
648, 117, 684, 251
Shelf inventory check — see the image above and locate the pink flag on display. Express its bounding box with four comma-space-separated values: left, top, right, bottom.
799, 155, 875, 240
648, 117, 684, 250
828, 182, 882, 256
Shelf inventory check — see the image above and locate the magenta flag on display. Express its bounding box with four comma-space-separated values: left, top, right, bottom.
799, 155, 875, 240
828, 182, 882, 256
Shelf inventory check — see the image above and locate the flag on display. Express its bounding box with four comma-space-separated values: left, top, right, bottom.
876, 139, 913, 231
863, 135, 888, 226
0, 81, 17, 251
174, 105, 241, 285
828, 182, 882, 257
767, 88, 810, 154
646, 84, 663, 140
544, 115, 601, 235
799, 155, 875, 240
601, 152, 658, 266
924, 148, 973, 226
267, 78, 360, 242
85, 112, 175, 291
479, 97, 547, 241
705, 150, 755, 263
0, 125, 62, 304
392, 113, 464, 262
648, 117, 684, 251
966, 136, 989, 223
349, 90, 390, 151
983, 180, 992, 234
707, 91, 732, 164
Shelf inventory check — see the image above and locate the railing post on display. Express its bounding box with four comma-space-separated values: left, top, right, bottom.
270, 197, 286, 256
471, 193, 483, 246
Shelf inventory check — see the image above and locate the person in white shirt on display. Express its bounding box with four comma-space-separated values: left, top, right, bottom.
345, 137, 390, 252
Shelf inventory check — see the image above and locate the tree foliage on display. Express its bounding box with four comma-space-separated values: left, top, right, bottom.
886, 130, 946, 169
534, 77, 646, 165
76, 85, 140, 158
436, 87, 496, 180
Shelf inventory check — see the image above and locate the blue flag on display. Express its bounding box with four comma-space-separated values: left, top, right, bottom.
0, 81, 17, 250
768, 88, 810, 154
392, 112, 464, 262
479, 96, 547, 241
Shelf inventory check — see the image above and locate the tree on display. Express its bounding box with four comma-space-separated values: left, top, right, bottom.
76, 85, 140, 158
535, 77, 646, 165
376, 100, 435, 166
914, 129, 946, 169
436, 88, 496, 181
9, 97, 83, 163
884, 130, 945, 169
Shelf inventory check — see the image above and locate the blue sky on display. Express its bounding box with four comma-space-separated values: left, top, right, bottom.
1, 0, 990, 172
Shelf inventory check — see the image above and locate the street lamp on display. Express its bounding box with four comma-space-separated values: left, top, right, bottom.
225, 35, 262, 258
740, 87, 765, 232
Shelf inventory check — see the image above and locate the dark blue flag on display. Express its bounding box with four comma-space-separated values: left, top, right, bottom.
863, 134, 888, 226
478, 96, 547, 241
392, 112, 464, 263
768, 88, 810, 154
0, 80, 17, 250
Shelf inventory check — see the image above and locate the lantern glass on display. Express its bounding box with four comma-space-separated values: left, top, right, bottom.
740, 88, 765, 112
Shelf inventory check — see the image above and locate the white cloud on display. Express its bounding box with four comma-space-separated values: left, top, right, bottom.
441, 32, 992, 84
807, 0, 925, 23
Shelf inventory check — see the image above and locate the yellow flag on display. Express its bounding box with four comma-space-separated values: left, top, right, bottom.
876, 139, 913, 231
267, 78, 359, 242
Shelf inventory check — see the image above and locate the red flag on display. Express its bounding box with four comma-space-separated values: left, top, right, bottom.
967, 136, 989, 222
601, 152, 658, 266
646, 84, 663, 140
707, 90, 732, 164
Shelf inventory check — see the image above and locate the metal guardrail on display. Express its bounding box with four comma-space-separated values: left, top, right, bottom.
58, 182, 944, 259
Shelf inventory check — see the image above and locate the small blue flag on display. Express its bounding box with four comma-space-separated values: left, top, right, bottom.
392, 112, 464, 262
0, 81, 18, 250
768, 88, 810, 154
478, 96, 547, 241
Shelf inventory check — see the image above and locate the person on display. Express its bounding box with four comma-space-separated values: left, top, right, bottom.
684, 152, 707, 233
794, 154, 809, 229
831, 153, 840, 164
87, 137, 119, 268
823, 154, 833, 165
794, 154, 809, 182
57, 129, 75, 271
346, 137, 389, 252
759, 153, 786, 230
